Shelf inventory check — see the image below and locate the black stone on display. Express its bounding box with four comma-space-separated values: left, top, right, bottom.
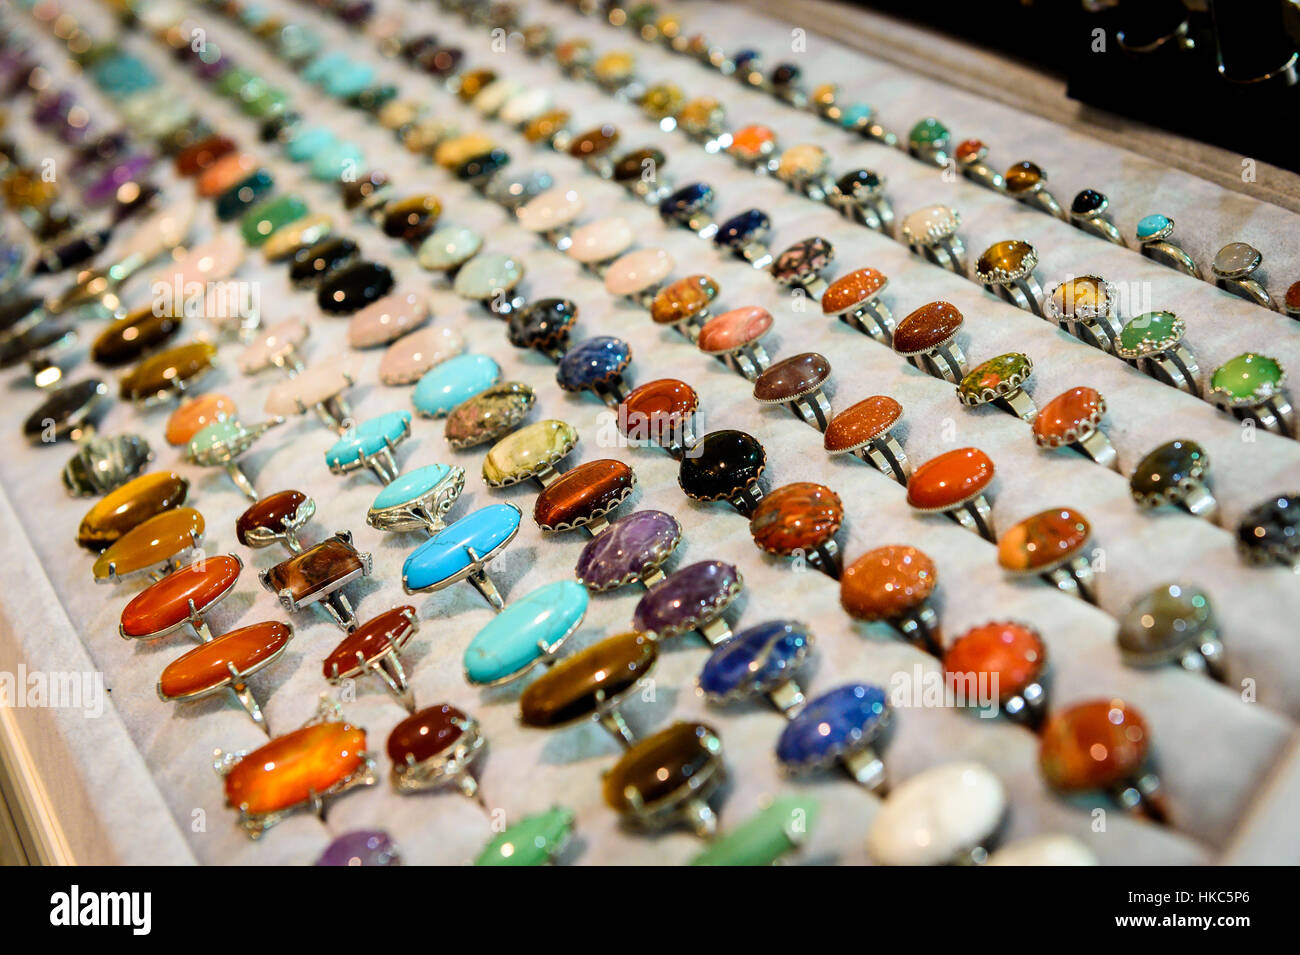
215, 171, 274, 222
379, 196, 441, 243
317, 261, 395, 315
613, 147, 667, 183
0, 295, 45, 335
0, 320, 77, 369
678, 430, 767, 502
508, 298, 578, 352
289, 237, 360, 286
418, 46, 463, 76
32, 228, 112, 274
350, 84, 397, 113
341, 170, 390, 210
1130, 440, 1208, 498
771, 63, 800, 86
1072, 188, 1107, 216
23, 378, 107, 443
260, 112, 303, 144
836, 168, 882, 199
1237, 494, 1300, 565
457, 149, 510, 182
110, 183, 161, 224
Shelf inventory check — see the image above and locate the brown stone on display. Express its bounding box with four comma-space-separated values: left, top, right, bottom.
602, 721, 722, 813
1003, 161, 1043, 194
323, 606, 416, 678
92, 508, 204, 581
893, 301, 963, 355
236, 490, 312, 547
749, 482, 843, 555
824, 396, 902, 453
976, 240, 1036, 283
263, 535, 365, 603
119, 342, 216, 403
997, 508, 1090, 572
342, 170, 390, 210
752, 352, 830, 402
520, 632, 657, 727
534, 459, 636, 530
650, 274, 718, 325
568, 124, 620, 159
159, 621, 291, 699
1040, 699, 1149, 791
78, 470, 189, 551
444, 381, 536, 450
387, 703, 470, 765
380, 194, 442, 243
175, 135, 236, 176
91, 306, 183, 367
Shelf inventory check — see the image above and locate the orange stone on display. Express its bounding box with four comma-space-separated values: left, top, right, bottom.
77, 471, 189, 551
729, 124, 776, 162
323, 606, 417, 679
534, 459, 635, 530
841, 545, 936, 621
196, 152, 258, 198
998, 508, 1090, 572
120, 554, 242, 638
523, 110, 571, 143
224, 721, 368, 816
824, 395, 902, 453
165, 393, 237, 446
92, 508, 205, 582
159, 621, 292, 699
955, 139, 985, 162
907, 448, 995, 512
618, 378, 698, 447
1039, 699, 1149, 791
1286, 281, 1300, 312
749, 482, 843, 555
943, 622, 1045, 702
821, 267, 887, 315
1033, 387, 1104, 447
650, 274, 718, 325
893, 301, 963, 355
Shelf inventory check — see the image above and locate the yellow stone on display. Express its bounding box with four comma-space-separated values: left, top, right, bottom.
678, 97, 723, 135
593, 52, 635, 85
524, 110, 571, 143
482, 420, 579, 487
92, 507, 205, 582
1050, 275, 1106, 318
77, 471, 189, 551
777, 144, 827, 181
262, 214, 333, 261
377, 100, 421, 131
812, 84, 838, 108
641, 83, 685, 120
657, 15, 682, 39
434, 134, 496, 170
403, 118, 456, 155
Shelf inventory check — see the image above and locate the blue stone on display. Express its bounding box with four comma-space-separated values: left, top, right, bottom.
556, 336, 631, 393
464, 580, 588, 684
372, 463, 454, 510
303, 52, 349, 84
310, 141, 365, 181
733, 49, 761, 70
839, 103, 874, 129
324, 410, 411, 469
776, 683, 888, 770
698, 620, 812, 701
714, 209, 770, 250
325, 62, 376, 99
412, 353, 501, 417
659, 182, 714, 223
286, 127, 337, 162
278, 25, 324, 64
402, 503, 521, 591
1136, 214, 1171, 240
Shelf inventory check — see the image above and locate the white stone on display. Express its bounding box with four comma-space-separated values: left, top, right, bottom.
866, 761, 1006, 865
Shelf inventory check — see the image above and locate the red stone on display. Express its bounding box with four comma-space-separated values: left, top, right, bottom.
749, 482, 843, 555
1033, 387, 1104, 446
943, 622, 1045, 702
386, 704, 469, 765
323, 606, 417, 679
997, 508, 1090, 572
533, 459, 635, 530
823, 395, 902, 453
237, 490, 311, 546
729, 124, 775, 161
159, 621, 291, 698
1286, 281, 1300, 312
224, 721, 368, 815
955, 139, 986, 162
175, 135, 236, 176
840, 545, 936, 621
120, 554, 242, 638
1039, 699, 1150, 791
907, 447, 995, 511
893, 301, 963, 355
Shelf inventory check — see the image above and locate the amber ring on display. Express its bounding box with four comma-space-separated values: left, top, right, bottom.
119, 554, 244, 643
1211, 242, 1274, 310
824, 396, 911, 485
1004, 162, 1068, 221
1135, 214, 1201, 279
955, 140, 1004, 192
975, 240, 1044, 316
827, 169, 894, 234
998, 508, 1096, 603
900, 205, 966, 277
1069, 190, 1125, 246
1118, 583, 1226, 682
388, 704, 486, 798
158, 621, 293, 735
1044, 275, 1123, 352
324, 607, 420, 712
604, 721, 726, 837
1115, 311, 1200, 396
260, 531, 374, 631
821, 267, 894, 346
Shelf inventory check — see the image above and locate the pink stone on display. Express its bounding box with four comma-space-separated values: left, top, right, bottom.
517, 187, 584, 232
265, 355, 363, 416
348, 290, 429, 349
567, 217, 635, 264
604, 248, 675, 296
378, 326, 466, 385
150, 234, 244, 291
697, 306, 774, 354
239, 317, 309, 374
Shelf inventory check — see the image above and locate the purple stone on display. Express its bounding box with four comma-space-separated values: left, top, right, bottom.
574, 510, 681, 592
315, 830, 401, 866
32, 91, 74, 127
83, 155, 153, 206
632, 560, 741, 638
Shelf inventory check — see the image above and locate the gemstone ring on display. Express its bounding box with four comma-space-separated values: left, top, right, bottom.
955, 139, 1005, 192
1134, 214, 1202, 279
1004, 161, 1069, 222
1069, 189, 1126, 246
1211, 242, 1274, 310
1114, 310, 1201, 397
974, 239, 1045, 315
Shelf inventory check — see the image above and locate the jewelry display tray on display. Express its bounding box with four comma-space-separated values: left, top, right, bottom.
2, 0, 1299, 865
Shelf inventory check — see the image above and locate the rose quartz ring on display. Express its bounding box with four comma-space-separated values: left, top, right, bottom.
264, 354, 363, 433
240, 317, 309, 377
604, 247, 676, 309
697, 306, 773, 380
347, 291, 430, 350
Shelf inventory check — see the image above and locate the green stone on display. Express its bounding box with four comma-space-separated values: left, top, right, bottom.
909, 117, 948, 145
243, 87, 289, 120
690, 796, 818, 866
474, 807, 573, 866
214, 67, 256, 98
1116, 310, 1182, 359
958, 352, 1032, 404
1130, 439, 1207, 499
1210, 352, 1285, 405
240, 195, 309, 247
